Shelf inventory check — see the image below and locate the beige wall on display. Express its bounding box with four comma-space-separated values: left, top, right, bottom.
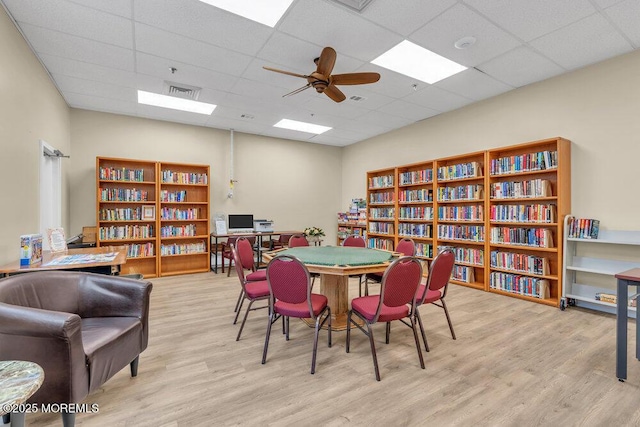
0, 8, 70, 264
342, 49, 640, 231
69, 110, 343, 243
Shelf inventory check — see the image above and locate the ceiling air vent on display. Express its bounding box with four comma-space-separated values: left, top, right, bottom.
329, 0, 374, 12
241, 114, 255, 119
349, 95, 367, 102
163, 81, 202, 101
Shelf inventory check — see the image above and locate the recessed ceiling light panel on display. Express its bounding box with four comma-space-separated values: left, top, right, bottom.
137, 90, 216, 115
371, 40, 467, 84
198, 0, 294, 27
274, 119, 331, 134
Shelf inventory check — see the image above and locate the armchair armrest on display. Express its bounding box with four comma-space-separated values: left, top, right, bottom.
0, 303, 82, 339
78, 274, 152, 319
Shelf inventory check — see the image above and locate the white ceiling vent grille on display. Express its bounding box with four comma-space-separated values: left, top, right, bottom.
329, 0, 374, 12
163, 81, 202, 101
349, 95, 367, 102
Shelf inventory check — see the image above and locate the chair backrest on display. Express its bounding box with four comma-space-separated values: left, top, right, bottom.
288, 234, 309, 248
236, 237, 256, 271
266, 255, 314, 317
231, 244, 248, 286
279, 233, 293, 245
224, 236, 238, 254
342, 235, 366, 247
423, 247, 455, 299
373, 257, 422, 321
395, 237, 415, 256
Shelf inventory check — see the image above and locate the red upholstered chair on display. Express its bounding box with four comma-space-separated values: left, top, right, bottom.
346, 256, 424, 381
262, 255, 331, 374
414, 247, 456, 352
288, 234, 309, 247
220, 236, 238, 275
342, 234, 366, 248
225, 236, 256, 277
232, 237, 267, 313
363, 237, 415, 296
232, 243, 270, 341
270, 233, 293, 250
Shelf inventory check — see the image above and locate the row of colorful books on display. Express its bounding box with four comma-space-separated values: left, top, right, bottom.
399, 169, 433, 185
567, 216, 600, 239
489, 150, 558, 175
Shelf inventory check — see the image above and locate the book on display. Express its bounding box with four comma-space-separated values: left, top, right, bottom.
20, 234, 43, 266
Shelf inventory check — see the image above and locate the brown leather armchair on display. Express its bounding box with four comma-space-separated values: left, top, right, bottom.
0, 271, 152, 427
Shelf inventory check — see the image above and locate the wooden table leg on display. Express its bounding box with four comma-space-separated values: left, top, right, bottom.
302, 273, 352, 331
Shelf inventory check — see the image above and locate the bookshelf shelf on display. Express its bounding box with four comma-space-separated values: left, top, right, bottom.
96, 157, 210, 278
365, 137, 570, 307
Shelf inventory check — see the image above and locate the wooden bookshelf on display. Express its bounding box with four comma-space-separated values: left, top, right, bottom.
337, 209, 367, 245
158, 162, 210, 276
364, 137, 571, 308
434, 151, 487, 291
96, 157, 158, 278
397, 161, 435, 263
487, 137, 570, 307
366, 167, 396, 251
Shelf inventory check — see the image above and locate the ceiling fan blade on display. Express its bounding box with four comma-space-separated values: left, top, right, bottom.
331, 72, 381, 85
316, 47, 337, 78
263, 66, 308, 79
282, 84, 311, 97
324, 84, 346, 103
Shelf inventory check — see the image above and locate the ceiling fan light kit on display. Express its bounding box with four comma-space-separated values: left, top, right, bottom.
263, 46, 380, 103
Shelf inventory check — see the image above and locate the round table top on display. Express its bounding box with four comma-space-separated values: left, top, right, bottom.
0, 360, 44, 415
278, 246, 393, 266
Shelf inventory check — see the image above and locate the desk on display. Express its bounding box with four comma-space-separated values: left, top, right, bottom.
263, 246, 395, 330
615, 268, 640, 381
0, 360, 44, 427
0, 246, 128, 278
210, 231, 301, 273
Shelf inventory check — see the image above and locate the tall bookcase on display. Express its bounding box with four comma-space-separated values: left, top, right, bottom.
364, 137, 571, 307
158, 162, 210, 276
96, 158, 210, 278
96, 157, 158, 278
487, 138, 570, 306
366, 168, 396, 251
337, 209, 367, 245
434, 151, 486, 291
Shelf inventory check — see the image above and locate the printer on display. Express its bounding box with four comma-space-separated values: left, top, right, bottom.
253, 219, 274, 233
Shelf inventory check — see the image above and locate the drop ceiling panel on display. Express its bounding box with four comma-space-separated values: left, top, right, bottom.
53, 74, 134, 102
38, 53, 136, 88
136, 104, 211, 127
403, 85, 473, 113
134, 75, 228, 106
463, 0, 597, 42
135, 52, 239, 92
355, 110, 415, 131
229, 77, 310, 109
205, 116, 268, 135
4, 0, 133, 48
303, 97, 370, 120
279, 0, 402, 62
362, 0, 456, 36
61, 0, 133, 18
358, 64, 427, 99
334, 87, 395, 110
134, 23, 253, 76
604, 0, 640, 46
19, 23, 134, 71
529, 14, 633, 70
377, 100, 441, 122
410, 4, 521, 68
64, 92, 137, 115
434, 68, 513, 101
133, 0, 272, 56
478, 46, 565, 88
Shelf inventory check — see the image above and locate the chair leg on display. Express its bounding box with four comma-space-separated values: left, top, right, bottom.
441, 299, 456, 340
358, 276, 363, 297
410, 316, 425, 369
385, 321, 391, 344
227, 257, 233, 277
262, 312, 274, 364
236, 300, 255, 341
285, 316, 290, 340
364, 276, 369, 296
415, 308, 430, 352
366, 323, 381, 381
233, 289, 245, 313
233, 296, 245, 324
62, 411, 75, 427
2, 414, 10, 425
130, 355, 139, 377
311, 316, 321, 374
327, 308, 332, 348
346, 310, 352, 353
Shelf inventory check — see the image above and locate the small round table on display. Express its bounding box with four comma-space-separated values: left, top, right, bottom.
264, 246, 395, 330
0, 360, 45, 427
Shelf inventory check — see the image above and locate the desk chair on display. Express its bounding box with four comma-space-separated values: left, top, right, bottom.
262, 255, 331, 374
346, 256, 424, 381
363, 237, 415, 296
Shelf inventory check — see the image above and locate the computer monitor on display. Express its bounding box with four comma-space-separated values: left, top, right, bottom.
228, 214, 254, 233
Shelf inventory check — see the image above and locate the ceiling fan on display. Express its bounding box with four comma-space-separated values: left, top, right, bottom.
263, 47, 380, 103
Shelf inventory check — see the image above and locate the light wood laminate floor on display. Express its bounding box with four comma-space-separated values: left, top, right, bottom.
20, 272, 640, 426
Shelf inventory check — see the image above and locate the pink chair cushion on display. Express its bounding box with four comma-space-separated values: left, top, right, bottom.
351, 296, 409, 322
246, 269, 266, 282
274, 293, 327, 318
415, 284, 442, 305
245, 280, 269, 299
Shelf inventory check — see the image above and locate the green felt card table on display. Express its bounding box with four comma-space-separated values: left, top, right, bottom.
263, 246, 397, 330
